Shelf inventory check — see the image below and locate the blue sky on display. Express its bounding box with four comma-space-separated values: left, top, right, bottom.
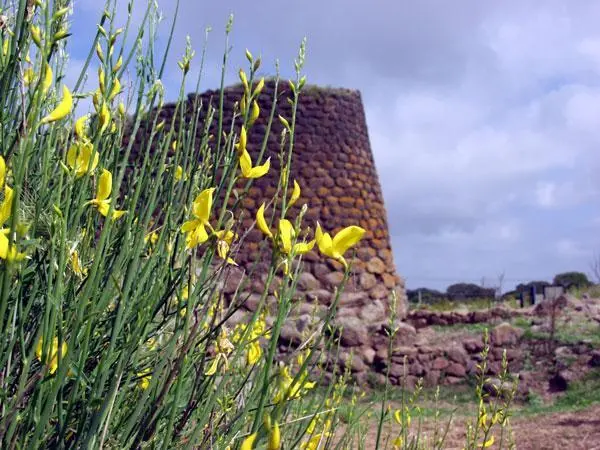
68, 1, 600, 292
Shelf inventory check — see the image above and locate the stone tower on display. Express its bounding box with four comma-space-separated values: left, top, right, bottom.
130, 80, 408, 382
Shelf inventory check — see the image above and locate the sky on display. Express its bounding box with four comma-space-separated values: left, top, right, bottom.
68, 1, 600, 292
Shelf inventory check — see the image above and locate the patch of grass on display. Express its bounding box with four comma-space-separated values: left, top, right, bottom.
519, 369, 600, 416
430, 322, 491, 335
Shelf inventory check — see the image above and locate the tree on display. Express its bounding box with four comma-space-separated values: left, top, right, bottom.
552, 271, 591, 290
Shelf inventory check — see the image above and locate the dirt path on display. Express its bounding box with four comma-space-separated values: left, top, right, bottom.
357, 404, 600, 449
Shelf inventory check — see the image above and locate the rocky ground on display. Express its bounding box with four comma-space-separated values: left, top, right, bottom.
344, 293, 600, 448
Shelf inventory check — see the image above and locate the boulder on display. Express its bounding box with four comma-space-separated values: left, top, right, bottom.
589, 350, 600, 367
446, 345, 468, 365
445, 363, 467, 378
335, 316, 370, 347
490, 322, 523, 347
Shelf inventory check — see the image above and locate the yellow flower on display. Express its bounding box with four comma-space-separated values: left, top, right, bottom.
214, 229, 238, 265
181, 187, 215, 249
23, 67, 35, 86
70, 249, 87, 277
256, 203, 273, 239
289, 180, 301, 207
67, 141, 99, 178
0, 185, 15, 260
174, 165, 187, 181
315, 222, 366, 269
75, 114, 90, 140
256, 205, 315, 256
0, 155, 5, 190
144, 231, 159, 246
235, 126, 247, 154
109, 77, 121, 101
42, 63, 53, 95
40, 85, 73, 124
86, 169, 127, 220
247, 340, 262, 365
479, 435, 494, 448
239, 149, 270, 179
240, 433, 257, 450
392, 436, 403, 449
35, 336, 68, 375
98, 101, 111, 133
268, 422, 281, 450
137, 368, 152, 390
277, 219, 315, 255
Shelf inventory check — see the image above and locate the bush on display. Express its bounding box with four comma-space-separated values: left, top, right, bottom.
552, 271, 591, 290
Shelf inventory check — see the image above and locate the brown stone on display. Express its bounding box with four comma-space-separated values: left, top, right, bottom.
366, 257, 386, 274
324, 271, 345, 286
424, 370, 441, 387
445, 362, 467, 378
431, 357, 450, 371
362, 347, 376, 365
446, 345, 468, 365
369, 284, 388, 300
305, 289, 334, 306
339, 292, 368, 307
359, 300, 387, 323
360, 272, 377, 290
490, 322, 524, 347
382, 273, 396, 288
297, 272, 321, 291
335, 316, 370, 347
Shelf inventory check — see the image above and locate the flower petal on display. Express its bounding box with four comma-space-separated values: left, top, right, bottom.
191, 187, 215, 223
256, 203, 273, 239
97, 169, 112, 201
278, 219, 294, 254
332, 225, 366, 256
289, 179, 301, 207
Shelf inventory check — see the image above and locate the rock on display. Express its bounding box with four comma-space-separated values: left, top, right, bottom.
363, 347, 376, 365
409, 361, 425, 376
446, 345, 468, 365
382, 273, 397, 288
424, 370, 441, 387
392, 322, 417, 346
445, 363, 467, 378
339, 292, 367, 307
222, 267, 245, 294
335, 316, 370, 347
463, 337, 485, 354
360, 272, 377, 290
483, 378, 514, 399
392, 346, 418, 358
490, 322, 524, 347
366, 257, 386, 274
305, 289, 333, 306
431, 357, 449, 371
243, 293, 262, 311
389, 363, 406, 379
360, 300, 387, 324
338, 351, 368, 373
445, 376, 464, 385
297, 272, 321, 291
280, 322, 303, 346
325, 271, 345, 286
589, 350, 600, 367
369, 284, 389, 300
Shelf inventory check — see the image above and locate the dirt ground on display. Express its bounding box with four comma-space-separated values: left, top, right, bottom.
357, 404, 600, 449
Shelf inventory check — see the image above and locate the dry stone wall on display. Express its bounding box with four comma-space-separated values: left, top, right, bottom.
129, 80, 409, 382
